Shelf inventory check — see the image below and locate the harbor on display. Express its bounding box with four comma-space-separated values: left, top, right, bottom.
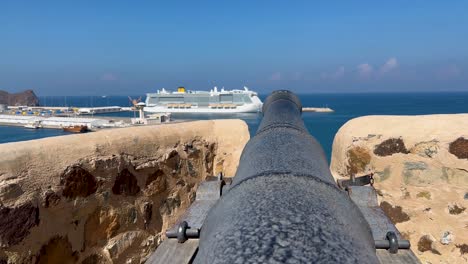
0, 90, 335, 134
0, 114, 129, 129
4, 105, 133, 116
0, 103, 172, 132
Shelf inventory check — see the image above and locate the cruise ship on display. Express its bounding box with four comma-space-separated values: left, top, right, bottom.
144, 87, 263, 113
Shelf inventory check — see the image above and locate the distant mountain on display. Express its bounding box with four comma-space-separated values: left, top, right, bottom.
0, 90, 40, 106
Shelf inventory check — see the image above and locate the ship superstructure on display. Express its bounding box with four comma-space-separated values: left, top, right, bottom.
144, 87, 262, 113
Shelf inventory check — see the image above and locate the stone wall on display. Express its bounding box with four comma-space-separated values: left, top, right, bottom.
0, 120, 249, 264
330, 114, 468, 263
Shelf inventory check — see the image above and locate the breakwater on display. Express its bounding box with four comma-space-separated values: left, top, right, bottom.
302, 107, 334, 112
0, 114, 130, 129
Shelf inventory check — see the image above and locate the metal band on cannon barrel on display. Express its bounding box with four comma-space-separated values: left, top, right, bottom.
194, 90, 379, 263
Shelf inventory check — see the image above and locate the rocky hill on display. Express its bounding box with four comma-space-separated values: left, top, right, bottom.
0, 120, 249, 263
330, 114, 468, 263
0, 90, 40, 106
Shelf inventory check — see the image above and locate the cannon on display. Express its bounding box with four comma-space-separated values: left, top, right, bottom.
148, 90, 419, 263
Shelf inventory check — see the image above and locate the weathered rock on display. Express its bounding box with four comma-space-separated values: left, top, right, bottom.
379, 201, 410, 224
456, 244, 468, 255
440, 231, 454, 245
418, 235, 434, 252
145, 169, 164, 187
0, 203, 39, 247
126, 208, 137, 225
401, 187, 411, 199
449, 137, 468, 159
443, 167, 468, 185
448, 204, 466, 215
346, 146, 371, 175
187, 160, 197, 177
374, 138, 409, 156
61, 166, 98, 199
112, 169, 140, 196
331, 114, 468, 264
35, 236, 78, 264
204, 143, 216, 173
42, 190, 61, 208
402, 162, 449, 186
165, 150, 181, 174
138, 235, 159, 261
143, 169, 167, 198
185, 142, 201, 159
404, 161, 428, 170
0, 182, 23, 201
160, 194, 181, 215
0, 89, 39, 106
431, 243, 442, 255
417, 234, 441, 254
410, 140, 439, 158
143, 202, 152, 229
374, 167, 391, 182
84, 207, 120, 247
402, 161, 428, 186
0, 120, 248, 262
416, 191, 431, 200
81, 253, 109, 264
105, 231, 143, 261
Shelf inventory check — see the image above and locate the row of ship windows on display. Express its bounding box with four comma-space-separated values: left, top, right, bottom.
148, 96, 252, 104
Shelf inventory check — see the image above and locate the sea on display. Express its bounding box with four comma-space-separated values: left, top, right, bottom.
1, 92, 467, 161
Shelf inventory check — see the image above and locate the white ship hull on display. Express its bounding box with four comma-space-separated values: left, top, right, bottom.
144, 87, 263, 114
144, 103, 261, 113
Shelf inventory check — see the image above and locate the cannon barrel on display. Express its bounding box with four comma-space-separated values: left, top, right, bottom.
194, 90, 379, 263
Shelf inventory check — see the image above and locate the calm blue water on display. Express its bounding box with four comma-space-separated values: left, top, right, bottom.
1, 93, 467, 161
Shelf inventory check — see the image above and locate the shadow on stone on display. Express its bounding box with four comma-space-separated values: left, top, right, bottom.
35, 236, 78, 264
0, 202, 39, 247
81, 254, 107, 264
112, 169, 140, 196
166, 150, 181, 174
61, 166, 98, 199
145, 169, 165, 187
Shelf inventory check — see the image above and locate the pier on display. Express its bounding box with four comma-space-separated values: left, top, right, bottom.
6, 105, 132, 115
0, 110, 171, 131
76, 106, 127, 115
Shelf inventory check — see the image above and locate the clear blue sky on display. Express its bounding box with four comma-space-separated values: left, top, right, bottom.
1, 1, 467, 95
